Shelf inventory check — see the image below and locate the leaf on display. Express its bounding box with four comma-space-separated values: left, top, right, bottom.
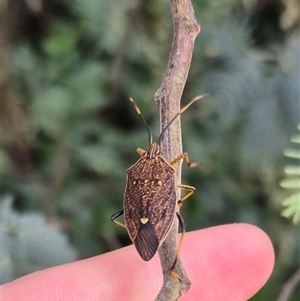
281, 193, 300, 224
43, 22, 79, 57
31, 86, 73, 136
281, 124, 300, 224
0, 196, 78, 283
280, 178, 300, 189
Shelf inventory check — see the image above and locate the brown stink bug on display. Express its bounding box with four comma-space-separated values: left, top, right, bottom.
111, 95, 205, 263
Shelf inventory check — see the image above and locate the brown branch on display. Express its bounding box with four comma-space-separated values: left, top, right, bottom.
154, 0, 200, 300
277, 268, 300, 301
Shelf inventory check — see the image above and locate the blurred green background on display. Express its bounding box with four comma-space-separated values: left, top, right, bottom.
1, 0, 299, 299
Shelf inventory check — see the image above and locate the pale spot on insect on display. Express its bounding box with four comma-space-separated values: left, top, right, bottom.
140, 217, 149, 224
157, 180, 162, 186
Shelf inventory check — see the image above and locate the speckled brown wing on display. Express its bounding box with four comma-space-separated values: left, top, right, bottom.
123, 156, 176, 261
133, 222, 159, 261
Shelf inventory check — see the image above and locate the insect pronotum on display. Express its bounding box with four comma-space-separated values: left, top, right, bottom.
111, 95, 206, 273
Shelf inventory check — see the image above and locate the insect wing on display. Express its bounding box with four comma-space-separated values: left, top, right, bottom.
124, 157, 176, 260
133, 221, 159, 261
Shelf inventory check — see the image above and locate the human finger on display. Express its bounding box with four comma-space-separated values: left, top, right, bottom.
1, 223, 274, 301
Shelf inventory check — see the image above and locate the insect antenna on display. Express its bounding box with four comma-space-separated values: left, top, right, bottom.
129, 97, 153, 145
158, 94, 208, 145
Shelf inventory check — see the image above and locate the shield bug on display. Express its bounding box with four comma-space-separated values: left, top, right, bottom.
111, 95, 205, 264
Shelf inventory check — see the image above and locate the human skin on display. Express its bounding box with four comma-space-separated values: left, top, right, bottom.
1, 223, 274, 301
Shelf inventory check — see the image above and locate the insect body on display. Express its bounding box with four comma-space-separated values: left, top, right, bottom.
111, 95, 205, 262
124, 142, 177, 261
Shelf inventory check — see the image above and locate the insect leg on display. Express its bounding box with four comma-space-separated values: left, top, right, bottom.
111, 210, 127, 229
170, 211, 186, 280
177, 184, 196, 206
170, 152, 199, 168
169, 185, 195, 279
136, 148, 146, 156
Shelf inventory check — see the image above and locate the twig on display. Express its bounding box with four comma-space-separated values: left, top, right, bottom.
277, 268, 300, 301
154, 0, 200, 300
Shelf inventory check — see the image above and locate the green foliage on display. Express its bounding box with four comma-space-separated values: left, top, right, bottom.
281, 124, 300, 224
0, 195, 77, 284
1, 0, 300, 300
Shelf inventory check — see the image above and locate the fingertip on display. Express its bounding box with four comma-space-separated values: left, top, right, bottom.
181, 223, 274, 301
